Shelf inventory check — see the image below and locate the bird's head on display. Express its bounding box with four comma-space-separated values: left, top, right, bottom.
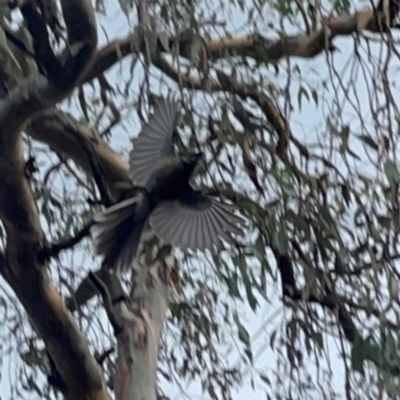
181, 152, 203, 167
180, 152, 203, 177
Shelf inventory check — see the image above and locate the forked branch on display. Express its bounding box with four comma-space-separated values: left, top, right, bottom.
0, 1, 109, 399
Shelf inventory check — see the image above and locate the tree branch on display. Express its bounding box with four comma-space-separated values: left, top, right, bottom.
58, 0, 98, 88
26, 109, 130, 200
78, 5, 398, 86
23, 3, 397, 215
0, 249, 5, 271
0, 1, 108, 398
89, 271, 124, 335
20, 2, 61, 78
45, 220, 94, 259
66, 269, 128, 312
271, 244, 400, 376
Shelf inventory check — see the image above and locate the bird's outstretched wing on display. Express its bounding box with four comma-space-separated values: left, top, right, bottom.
129, 97, 179, 187
149, 191, 244, 252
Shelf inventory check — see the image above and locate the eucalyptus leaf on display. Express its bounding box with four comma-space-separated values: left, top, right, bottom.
358, 134, 379, 151
384, 160, 400, 185
351, 336, 368, 373
233, 313, 250, 346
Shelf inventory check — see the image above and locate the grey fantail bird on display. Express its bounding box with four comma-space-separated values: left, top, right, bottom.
91, 97, 244, 272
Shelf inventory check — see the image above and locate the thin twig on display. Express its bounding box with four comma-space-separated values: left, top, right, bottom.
43, 220, 94, 260
89, 272, 124, 335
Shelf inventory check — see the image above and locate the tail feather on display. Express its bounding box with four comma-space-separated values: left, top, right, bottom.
91, 193, 151, 272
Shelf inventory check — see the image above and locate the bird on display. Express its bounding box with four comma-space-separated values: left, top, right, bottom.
91, 97, 244, 272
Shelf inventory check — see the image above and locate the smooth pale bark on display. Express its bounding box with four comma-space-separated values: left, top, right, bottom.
0, 1, 111, 399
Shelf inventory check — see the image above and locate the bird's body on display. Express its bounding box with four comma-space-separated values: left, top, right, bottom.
144, 155, 199, 204
91, 98, 244, 272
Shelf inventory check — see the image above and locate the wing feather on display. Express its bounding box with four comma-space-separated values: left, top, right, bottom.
201, 205, 228, 247
200, 208, 216, 250
207, 201, 244, 236
149, 196, 244, 253
129, 97, 179, 186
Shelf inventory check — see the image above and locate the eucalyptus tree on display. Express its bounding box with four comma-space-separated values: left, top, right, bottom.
0, 0, 399, 399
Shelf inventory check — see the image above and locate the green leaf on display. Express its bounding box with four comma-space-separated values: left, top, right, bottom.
169, 302, 191, 319
270, 228, 288, 254
334, 0, 351, 14
351, 336, 368, 373
222, 273, 241, 298
377, 215, 392, 229
69, 42, 85, 57
274, 0, 293, 16
238, 255, 258, 311
216, 70, 232, 91
233, 312, 250, 346
339, 126, 350, 153
297, 86, 309, 110
384, 160, 400, 185
347, 147, 361, 160
119, 0, 134, 17
367, 343, 386, 370
0, 25, 7, 49
384, 330, 397, 354
311, 88, 319, 106
158, 33, 170, 52
358, 135, 379, 151
0, 3, 11, 20
339, 183, 351, 206
251, 233, 265, 261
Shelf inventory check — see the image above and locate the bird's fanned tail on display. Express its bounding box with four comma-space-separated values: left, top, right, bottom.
149, 196, 245, 252
91, 193, 151, 272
